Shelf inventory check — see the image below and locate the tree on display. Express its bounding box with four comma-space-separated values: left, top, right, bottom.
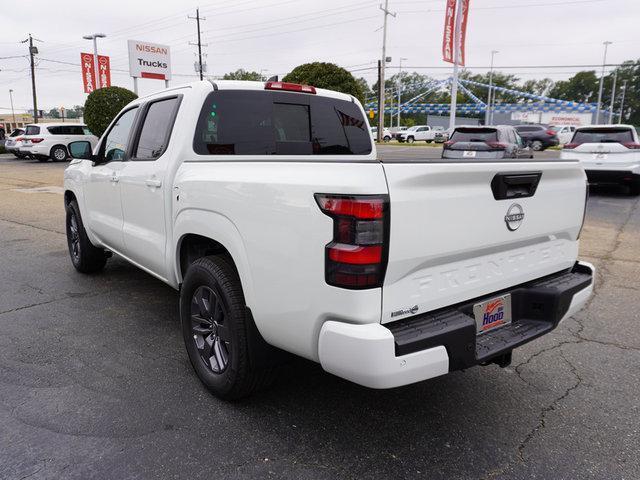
548, 71, 599, 103
283, 62, 364, 103
222, 69, 265, 81
47, 108, 60, 119
84, 86, 138, 137
521, 78, 555, 97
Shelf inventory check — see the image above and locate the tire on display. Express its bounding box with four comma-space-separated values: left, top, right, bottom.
50, 145, 68, 162
180, 255, 277, 400
629, 182, 640, 196
407, 136, 415, 144
531, 140, 543, 151
65, 200, 108, 273
383, 136, 391, 142
14, 152, 24, 159
426, 140, 433, 143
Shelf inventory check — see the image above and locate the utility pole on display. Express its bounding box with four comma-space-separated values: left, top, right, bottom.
618, 80, 627, 123
22, 34, 40, 124
595, 41, 611, 125
377, 0, 395, 141
397, 57, 407, 127
189, 8, 207, 81
485, 50, 498, 125
9, 89, 16, 125
608, 70, 617, 124
448, 0, 463, 130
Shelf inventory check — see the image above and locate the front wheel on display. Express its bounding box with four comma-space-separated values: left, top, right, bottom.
531, 140, 543, 151
180, 255, 277, 400
407, 136, 415, 144
383, 136, 391, 142
426, 140, 433, 143
65, 200, 108, 273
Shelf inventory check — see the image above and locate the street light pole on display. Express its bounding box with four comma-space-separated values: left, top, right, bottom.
397, 57, 407, 127
485, 50, 498, 125
83, 33, 106, 90
618, 80, 627, 123
9, 89, 16, 125
377, 0, 396, 141
595, 41, 611, 125
608, 70, 617, 124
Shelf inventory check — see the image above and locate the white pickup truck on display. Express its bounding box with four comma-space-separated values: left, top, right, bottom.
397, 125, 441, 143
64, 80, 594, 400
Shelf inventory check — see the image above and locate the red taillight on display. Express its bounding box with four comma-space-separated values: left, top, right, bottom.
486, 141, 508, 150
265, 81, 316, 94
30, 138, 44, 143
443, 140, 454, 148
563, 143, 579, 149
315, 194, 389, 289
15, 137, 23, 141
623, 142, 640, 149
546, 130, 556, 136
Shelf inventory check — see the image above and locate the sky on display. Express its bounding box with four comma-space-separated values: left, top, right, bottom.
1, 0, 639, 113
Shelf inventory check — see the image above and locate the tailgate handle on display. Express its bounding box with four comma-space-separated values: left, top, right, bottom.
491, 172, 542, 200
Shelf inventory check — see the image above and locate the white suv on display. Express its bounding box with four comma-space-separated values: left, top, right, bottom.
19, 123, 99, 162
561, 124, 640, 195
397, 125, 438, 143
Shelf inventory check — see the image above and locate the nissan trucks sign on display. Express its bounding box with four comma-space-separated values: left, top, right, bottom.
127, 40, 172, 80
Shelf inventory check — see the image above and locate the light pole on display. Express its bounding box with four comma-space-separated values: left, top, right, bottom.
618, 80, 627, 123
82, 33, 106, 90
9, 89, 16, 125
595, 41, 611, 125
260, 69, 269, 81
397, 57, 407, 127
608, 70, 617, 124
485, 50, 498, 125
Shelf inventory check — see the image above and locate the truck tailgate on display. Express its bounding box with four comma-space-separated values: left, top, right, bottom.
380, 160, 586, 324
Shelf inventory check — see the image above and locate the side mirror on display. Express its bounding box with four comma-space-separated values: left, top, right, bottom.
68, 141, 93, 160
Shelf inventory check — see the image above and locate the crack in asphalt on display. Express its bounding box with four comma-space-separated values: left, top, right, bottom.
0, 216, 65, 236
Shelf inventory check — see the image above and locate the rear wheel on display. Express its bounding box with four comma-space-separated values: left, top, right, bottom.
383, 135, 391, 142
180, 255, 277, 400
407, 136, 415, 144
65, 200, 108, 273
50, 145, 68, 162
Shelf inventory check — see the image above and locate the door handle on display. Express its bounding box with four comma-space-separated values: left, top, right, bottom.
145, 178, 162, 188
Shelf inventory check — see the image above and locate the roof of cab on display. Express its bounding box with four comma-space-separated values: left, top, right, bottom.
575, 124, 636, 130
135, 79, 356, 104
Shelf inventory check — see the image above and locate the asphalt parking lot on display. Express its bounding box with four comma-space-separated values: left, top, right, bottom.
0, 151, 638, 480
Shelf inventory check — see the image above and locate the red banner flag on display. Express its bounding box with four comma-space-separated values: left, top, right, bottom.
80, 52, 96, 94
97, 55, 111, 88
442, 0, 456, 64
458, 0, 470, 66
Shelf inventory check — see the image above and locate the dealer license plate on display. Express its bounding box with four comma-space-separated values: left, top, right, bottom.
473, 294, 512, 335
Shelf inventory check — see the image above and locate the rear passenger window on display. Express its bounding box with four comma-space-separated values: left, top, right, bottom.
193, 90, 372, 156
67, 126, 85, 135
48, 126, 63, 135
25, 126, 40, 135
134, 97, 179, 160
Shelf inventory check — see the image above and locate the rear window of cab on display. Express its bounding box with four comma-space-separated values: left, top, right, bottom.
193, 90, 372, 156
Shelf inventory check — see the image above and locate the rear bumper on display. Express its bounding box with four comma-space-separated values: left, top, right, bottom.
585, 170, 640, 185
318, 261, 594, 389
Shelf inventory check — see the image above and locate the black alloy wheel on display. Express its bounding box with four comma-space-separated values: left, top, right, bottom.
190, 285, 231, 373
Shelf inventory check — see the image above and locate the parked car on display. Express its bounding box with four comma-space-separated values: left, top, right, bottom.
63, 79, 593, 399
389, 126, 408, 140
514, 124, 559, 151
561, 124, 640, 195
434, 127, 454, 143
4, 128, 25, 157
397, 125, 438, 143
370, 126, 392, 142
443, 126, 533, 159
549, 125, 577, 145
19, 123, 98, 162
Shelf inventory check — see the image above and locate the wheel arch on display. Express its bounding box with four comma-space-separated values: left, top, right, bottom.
50, 143, 68, 159
173, 210, 255, 308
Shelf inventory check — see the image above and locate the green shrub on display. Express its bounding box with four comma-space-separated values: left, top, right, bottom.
0, 145, 6, 154
84, 86, 138, 137
283, 62, 364, 104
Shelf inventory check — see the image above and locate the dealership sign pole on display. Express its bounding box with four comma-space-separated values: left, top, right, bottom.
443, 0, 470, 129
127, 40, 172, 94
